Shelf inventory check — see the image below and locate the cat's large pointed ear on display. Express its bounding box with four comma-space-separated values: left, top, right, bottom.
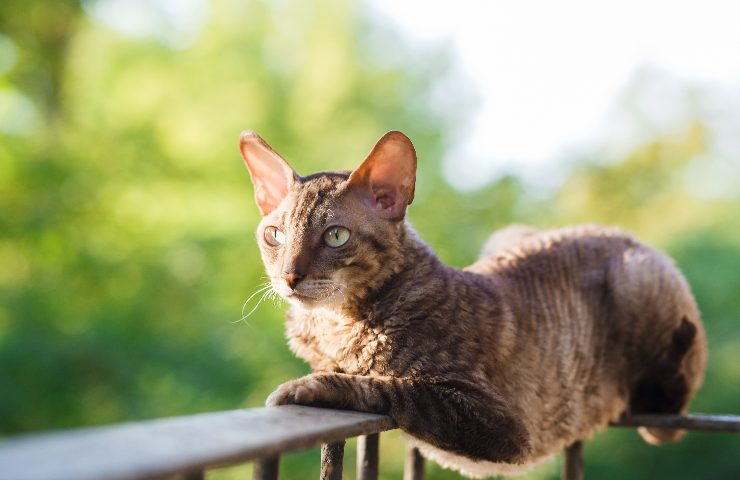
239, 131, 298, 216
348, 131, 417, 219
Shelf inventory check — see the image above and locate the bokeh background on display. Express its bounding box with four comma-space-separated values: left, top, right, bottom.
1, 0, 739, 478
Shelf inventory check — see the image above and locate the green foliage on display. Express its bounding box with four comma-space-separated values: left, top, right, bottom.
1, 1, 738, 478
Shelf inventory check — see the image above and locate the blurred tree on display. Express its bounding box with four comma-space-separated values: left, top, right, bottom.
556, 122, 709, 241
0, 0, 467, 435
0, 0, 83, 118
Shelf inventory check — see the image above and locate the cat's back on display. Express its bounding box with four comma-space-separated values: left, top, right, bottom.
467, 224, 640, 280
465, 223, 703, 368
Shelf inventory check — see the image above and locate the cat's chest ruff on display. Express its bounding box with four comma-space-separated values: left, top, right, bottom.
287, 307, 389, 375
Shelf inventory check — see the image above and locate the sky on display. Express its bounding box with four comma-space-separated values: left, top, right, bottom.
372, 0, 740, 190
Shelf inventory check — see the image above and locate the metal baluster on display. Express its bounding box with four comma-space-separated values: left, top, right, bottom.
320, 441, 346, 480
404, 445, 425, 480
254, 456, 279, 480
182, 470, 205, 480
562, 441, 583, 480
357, 434, 379, 480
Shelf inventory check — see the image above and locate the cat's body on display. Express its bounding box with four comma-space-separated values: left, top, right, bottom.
283, 223, 705, 476
239, 131, 707, 477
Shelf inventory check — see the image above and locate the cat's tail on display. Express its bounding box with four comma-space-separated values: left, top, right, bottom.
634, 317, 701, 445
637, 426, 685, 445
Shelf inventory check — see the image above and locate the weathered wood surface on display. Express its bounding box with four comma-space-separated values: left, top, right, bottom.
1, 407, 737, 480
611, 413, 740, 433
0, 406, 395, 480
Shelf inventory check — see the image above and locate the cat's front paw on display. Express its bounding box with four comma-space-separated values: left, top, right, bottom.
265, 376, 328, 407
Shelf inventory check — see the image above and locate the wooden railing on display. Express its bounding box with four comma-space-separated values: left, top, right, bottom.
0, 406, 737, 480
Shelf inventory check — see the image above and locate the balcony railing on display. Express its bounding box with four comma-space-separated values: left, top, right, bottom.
0, 405, 738, 480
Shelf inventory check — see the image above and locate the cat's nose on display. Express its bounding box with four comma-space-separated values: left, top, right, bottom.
282, 271, 304, 290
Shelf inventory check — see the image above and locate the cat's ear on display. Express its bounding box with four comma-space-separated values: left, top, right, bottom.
239, 131, 298, 216
348, 131, 417, 219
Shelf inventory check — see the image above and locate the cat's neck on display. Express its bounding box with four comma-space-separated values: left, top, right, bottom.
339, 222, 466, 322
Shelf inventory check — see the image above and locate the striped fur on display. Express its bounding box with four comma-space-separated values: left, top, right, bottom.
248, 140, 707, 478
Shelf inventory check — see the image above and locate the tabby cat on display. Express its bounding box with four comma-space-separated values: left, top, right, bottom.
239, 130, 706, 477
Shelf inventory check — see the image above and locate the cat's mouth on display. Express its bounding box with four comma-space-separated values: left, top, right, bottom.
284, 290, 328, 309
287, 291, 315, 301
275, 281, 342, 307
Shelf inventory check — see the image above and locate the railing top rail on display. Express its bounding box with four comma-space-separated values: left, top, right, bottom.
611, 413, 740, 433
0, 406, 395, 480
1, 408, 738, 480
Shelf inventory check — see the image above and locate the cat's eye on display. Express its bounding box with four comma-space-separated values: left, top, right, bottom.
323, 226, 350, 248
263, 226, 285, 246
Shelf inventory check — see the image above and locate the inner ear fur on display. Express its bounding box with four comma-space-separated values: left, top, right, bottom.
348, 131, 417, 219
239, 131, 298, 216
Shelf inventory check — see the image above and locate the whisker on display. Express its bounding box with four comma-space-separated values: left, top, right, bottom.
269, 289, 283, 306
232, 283, 273, 325
238, 288, 272, 322
240, 283, 272, 317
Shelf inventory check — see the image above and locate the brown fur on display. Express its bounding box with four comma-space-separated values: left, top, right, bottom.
240, 131, 707, 477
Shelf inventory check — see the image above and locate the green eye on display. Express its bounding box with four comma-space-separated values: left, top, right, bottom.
264, 226, 285, 246
323, 226, 350, 248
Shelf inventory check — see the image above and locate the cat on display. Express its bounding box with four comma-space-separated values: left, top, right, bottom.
239, 130, 707, 478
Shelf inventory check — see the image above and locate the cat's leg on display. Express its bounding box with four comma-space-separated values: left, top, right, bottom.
266, 373, 531, 463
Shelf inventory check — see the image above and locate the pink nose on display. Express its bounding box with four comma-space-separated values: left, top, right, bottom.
281, 271, 304, 290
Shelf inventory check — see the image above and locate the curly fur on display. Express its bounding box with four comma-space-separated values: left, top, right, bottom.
241, 131, 707, 478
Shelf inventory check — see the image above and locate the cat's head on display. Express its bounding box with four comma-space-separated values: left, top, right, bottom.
239, 131, 417, 309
